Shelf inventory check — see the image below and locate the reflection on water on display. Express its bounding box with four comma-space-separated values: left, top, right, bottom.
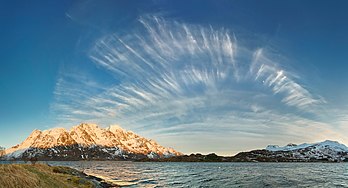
5, 161, 348, 187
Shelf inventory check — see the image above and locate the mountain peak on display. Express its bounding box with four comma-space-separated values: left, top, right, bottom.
108, 124, 125, 132
321, 140, 339, 145
42, 127, 67, 138
73, 123, 100, 130
28, 129, 42, 137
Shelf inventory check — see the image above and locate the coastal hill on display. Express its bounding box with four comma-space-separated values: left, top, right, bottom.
139, 140, 348, 162
231, 140, 348, 162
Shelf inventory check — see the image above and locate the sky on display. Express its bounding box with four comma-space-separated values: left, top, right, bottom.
1, 0, 348, 155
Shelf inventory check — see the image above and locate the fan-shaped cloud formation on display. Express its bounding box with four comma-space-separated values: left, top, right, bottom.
51, 16, 344, 154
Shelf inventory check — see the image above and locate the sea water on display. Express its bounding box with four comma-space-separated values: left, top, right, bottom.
40, 161, 348, 187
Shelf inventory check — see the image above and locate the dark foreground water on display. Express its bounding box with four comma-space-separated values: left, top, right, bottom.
5, 161, 348, 187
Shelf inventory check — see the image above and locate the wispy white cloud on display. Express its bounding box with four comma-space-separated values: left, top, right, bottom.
50, 16, 338, 154
250, 48, 326, 111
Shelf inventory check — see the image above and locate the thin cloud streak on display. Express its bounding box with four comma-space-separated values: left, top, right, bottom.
251, 48, 326, 111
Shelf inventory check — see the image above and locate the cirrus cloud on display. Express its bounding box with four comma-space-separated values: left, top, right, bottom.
50, 16, 337, 154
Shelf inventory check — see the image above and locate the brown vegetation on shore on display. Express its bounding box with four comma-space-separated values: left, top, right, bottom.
0, 164, 101, 188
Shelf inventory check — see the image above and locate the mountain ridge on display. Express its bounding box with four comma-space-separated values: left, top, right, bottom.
139, 140, 348, 162
2, 123, 181, 160
2, 125, 348, 162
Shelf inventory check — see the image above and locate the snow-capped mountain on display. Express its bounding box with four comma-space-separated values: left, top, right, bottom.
266, 140, 348, 152
2, 123, 181, 160
265, 140, 348, 162
233, 140, 348, 162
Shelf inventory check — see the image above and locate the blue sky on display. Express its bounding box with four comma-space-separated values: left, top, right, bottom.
1, 0, 348, 155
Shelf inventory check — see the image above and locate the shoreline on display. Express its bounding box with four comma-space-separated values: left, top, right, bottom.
0, 163, 118, 188
0, 159, 345, 163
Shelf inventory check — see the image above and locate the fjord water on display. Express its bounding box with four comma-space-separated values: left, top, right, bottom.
45, 161, 348, 187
